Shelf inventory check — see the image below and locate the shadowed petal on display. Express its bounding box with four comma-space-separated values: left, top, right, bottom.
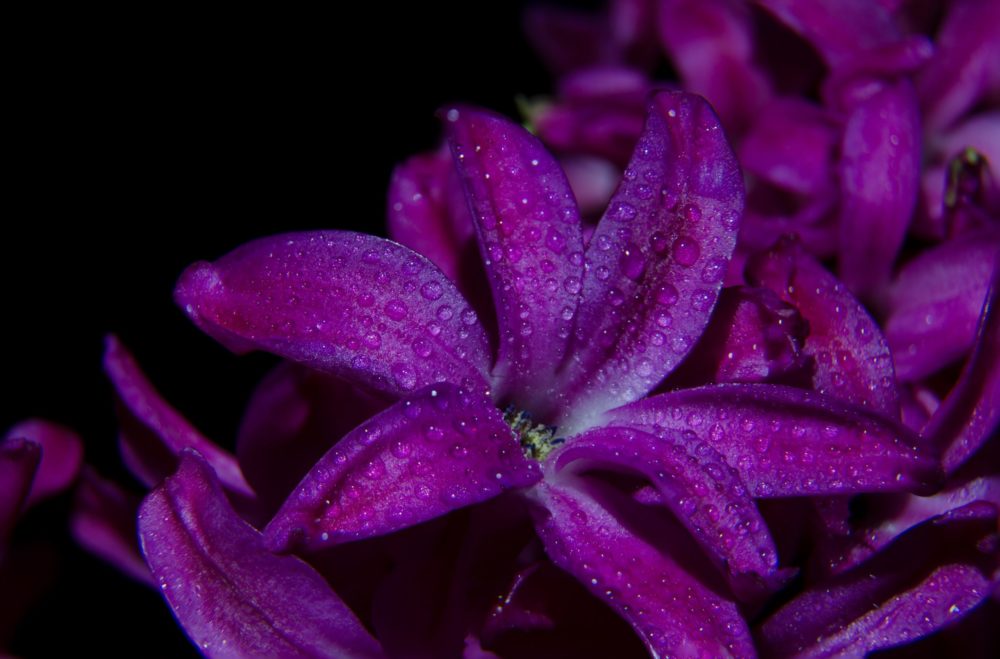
560, 91, 744, 430
836, 80, 921, 295
446, 106, 585, 412
532, 479, 755, 658
885, 228, 1000, 382
175, 231, 492, 398
104, 335, 253, 498
138, 451, 383, 659
608, 384, 939, 497
553, 425, 791, 600
3, 419, 83, 507
758, 502, 999, 658
748, 237, 900, 416
264, 384, 539, 552
0, 437, 40, 556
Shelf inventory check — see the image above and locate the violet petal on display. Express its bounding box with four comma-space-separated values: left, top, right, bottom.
174, 231, 492, 397
553, 425, 791, 600
748, 237, 900, 416
885, 228, 1000, 382
532, 479, 755, 657
608, 384, 940, 497
836, 80, 921, 296
104, 335, 254, 498
560, 91, 744, 430
446, 106, 585, 411
264, 383, 540, 552
138, 451, 383, 659
3, 418, 83, 507
758, 502, 999, 658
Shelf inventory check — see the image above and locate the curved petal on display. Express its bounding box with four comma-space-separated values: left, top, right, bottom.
925, 255, 1000, 473
885, 228, 1000, 382
531, 479, 756, 658
560, 91, 744, 431
139, 452, 383, 658
175, 231, 492, 398
759, 502, 999, 658
446, 106, 585, 413
0, 437, 40, 555
607, 384, 940, 497
553, 425, 791, 600
264, 384, 539, 552
104, 335, 253, 498
836, 80, 921, 296
3, 418, 82, 507
747, 237, 900, 417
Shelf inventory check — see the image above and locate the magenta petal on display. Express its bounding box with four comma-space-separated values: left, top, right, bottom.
139, 452, 382, 658
532, 479, 755, 657
758, 502, 999, 657
885, 228, 1000, 382
0, 437, 40, 555
608, 384, 940, 497
553, 425, 790, 600
104, 335, 253, 498
71, 467, 151, 585
175, 231, 492, 397
446, 106, 585, 412
925, 256, 1000, 473
836, 80, 921, 295
3, 418, 83, 507
748, 237, 900, 416
264, 384, 539, 551
561, 91, 744, 428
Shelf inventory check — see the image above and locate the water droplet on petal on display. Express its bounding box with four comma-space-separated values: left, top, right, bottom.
672, 237, 700, 266
420, 281, 443, 300
385, 299, 408, 321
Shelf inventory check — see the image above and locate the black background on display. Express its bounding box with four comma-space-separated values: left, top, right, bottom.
5, 2, 555, 655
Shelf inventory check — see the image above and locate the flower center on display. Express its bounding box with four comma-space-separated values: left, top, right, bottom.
503, 405, 562, 461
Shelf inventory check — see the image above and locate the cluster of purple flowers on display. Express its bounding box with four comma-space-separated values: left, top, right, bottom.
3, 1, 998, 656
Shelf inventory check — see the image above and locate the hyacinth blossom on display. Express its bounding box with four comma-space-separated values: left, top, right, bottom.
87, 86, 994, 659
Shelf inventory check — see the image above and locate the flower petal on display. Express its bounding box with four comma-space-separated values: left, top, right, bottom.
175, 231, 492, 398
560, 91, 744, 430
747, 237, 900, 416
925, 255, 1000, 473
532, 479, 755, 658
758, 502, 999, 658
553, 425, 790, 600
608, 384, 940, 497
0, 437, 40, 556
3, 418, 82, 507
104, 335, 254, 498
446, 106, 585, 413
836, 80, 921, 295
885, 228, 1000, 382
138, 451, 383, 659
264, 383, 540, 552
236, 362, 390, 515
71, 466, 151, 585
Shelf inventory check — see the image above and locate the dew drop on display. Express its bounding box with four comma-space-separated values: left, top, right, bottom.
672, 237, 700, 266
385, 299, 408, 321
420, 281, 443, 300
564, 276, 582, 294
655, 283, 679, 306
412, 338, 432, 358
620, 247, 646, 280
437, 305, 454, 321
391, 363, 418, 390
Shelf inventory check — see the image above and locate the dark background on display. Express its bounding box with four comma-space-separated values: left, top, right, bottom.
4, 2, 555, 655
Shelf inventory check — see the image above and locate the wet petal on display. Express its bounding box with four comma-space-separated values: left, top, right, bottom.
0, 437, 40, 555
139, 452, 383, 658
608, 384, 940, 497
236, 362, 390, 515
553, 425, 791, 600
3, 418, 82, 507
532, 479, 755, 658
925, 256, 1000, 473
264, 383, 539, 552
836, 80, 921, 295
561, 91, 744, 430
446, 106, 585, 412
175, 231, 492, 398
759, 502, 999, 658
104, 335, 253, 498
748, 237, 900, 416
71, 467, 151, 585
885, 228, 1000, 382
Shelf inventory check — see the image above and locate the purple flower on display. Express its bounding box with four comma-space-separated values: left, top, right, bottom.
143, 91, 953, 657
